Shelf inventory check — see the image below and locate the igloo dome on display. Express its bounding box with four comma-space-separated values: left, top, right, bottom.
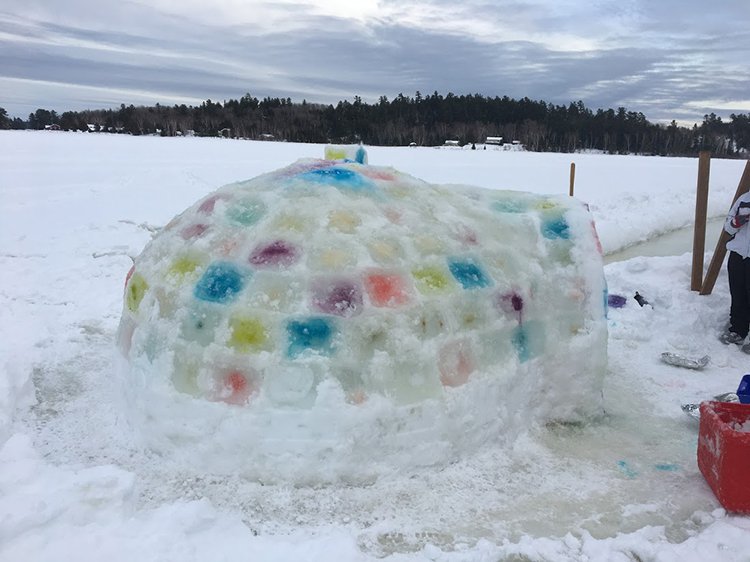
117, 148, 607, 482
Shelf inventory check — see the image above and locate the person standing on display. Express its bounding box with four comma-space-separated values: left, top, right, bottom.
721, 191, 750, 351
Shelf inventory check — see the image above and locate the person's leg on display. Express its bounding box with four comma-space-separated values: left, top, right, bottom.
740, 256, 750, 337
728, 251, 750, 338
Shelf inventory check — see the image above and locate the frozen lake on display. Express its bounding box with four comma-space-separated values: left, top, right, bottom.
2, 132, 749, 562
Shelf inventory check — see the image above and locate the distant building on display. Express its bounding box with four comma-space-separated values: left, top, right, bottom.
443, 140, 460, 147
485, 136, 503, 145
260, 133, 275, 140
218, 128, 231, 138
44, 124, 60, 131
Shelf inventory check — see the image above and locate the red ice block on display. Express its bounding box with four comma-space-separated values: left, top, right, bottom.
697, 400, 750, 514
364, 272, 410, 307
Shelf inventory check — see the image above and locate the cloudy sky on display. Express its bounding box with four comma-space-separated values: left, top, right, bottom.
2, 0, 749, 124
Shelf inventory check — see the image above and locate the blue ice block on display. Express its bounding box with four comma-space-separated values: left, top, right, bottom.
541, 216, 570, 239
448, 258, 491, 289
286, 317, 336, 358
301, 167, 373, 192
194, 262, 246, 303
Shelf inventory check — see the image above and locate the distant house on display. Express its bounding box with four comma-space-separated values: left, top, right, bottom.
260, 133, 275, 140
443, 140, 460, 147
485, 136, 503, 145
218, 128, 231, 138
44, 124, 60, 131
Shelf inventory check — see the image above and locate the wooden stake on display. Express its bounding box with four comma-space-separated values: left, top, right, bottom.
569, 162, 576, 197
699, 159, 750, 295
691, 151, 711, 291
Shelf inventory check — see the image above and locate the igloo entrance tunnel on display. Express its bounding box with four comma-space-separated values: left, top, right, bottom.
117, 148, 607, 482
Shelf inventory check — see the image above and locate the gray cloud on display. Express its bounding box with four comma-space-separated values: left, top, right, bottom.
1, 0, 748, 125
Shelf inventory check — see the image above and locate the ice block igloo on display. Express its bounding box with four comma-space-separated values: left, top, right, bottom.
117, 146, 608, 481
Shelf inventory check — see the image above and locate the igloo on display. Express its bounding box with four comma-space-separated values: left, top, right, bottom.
117, 147, 607, 482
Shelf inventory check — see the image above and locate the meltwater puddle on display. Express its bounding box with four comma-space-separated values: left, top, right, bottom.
605, 217, 725, 264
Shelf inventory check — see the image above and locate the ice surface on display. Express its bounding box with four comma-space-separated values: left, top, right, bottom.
117, 150, 608, 481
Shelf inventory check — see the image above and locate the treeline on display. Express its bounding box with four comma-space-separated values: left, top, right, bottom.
2, 92, 749, 156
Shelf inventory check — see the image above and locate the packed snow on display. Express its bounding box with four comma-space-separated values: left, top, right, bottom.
2, 130, 750, 561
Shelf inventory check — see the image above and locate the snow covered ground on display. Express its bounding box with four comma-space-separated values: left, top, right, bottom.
2, 130, 750, 561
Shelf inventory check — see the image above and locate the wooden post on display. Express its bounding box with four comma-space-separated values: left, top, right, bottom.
569, 162, 576, 197
691, 151, 711, 291
700, 160, 750, 295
